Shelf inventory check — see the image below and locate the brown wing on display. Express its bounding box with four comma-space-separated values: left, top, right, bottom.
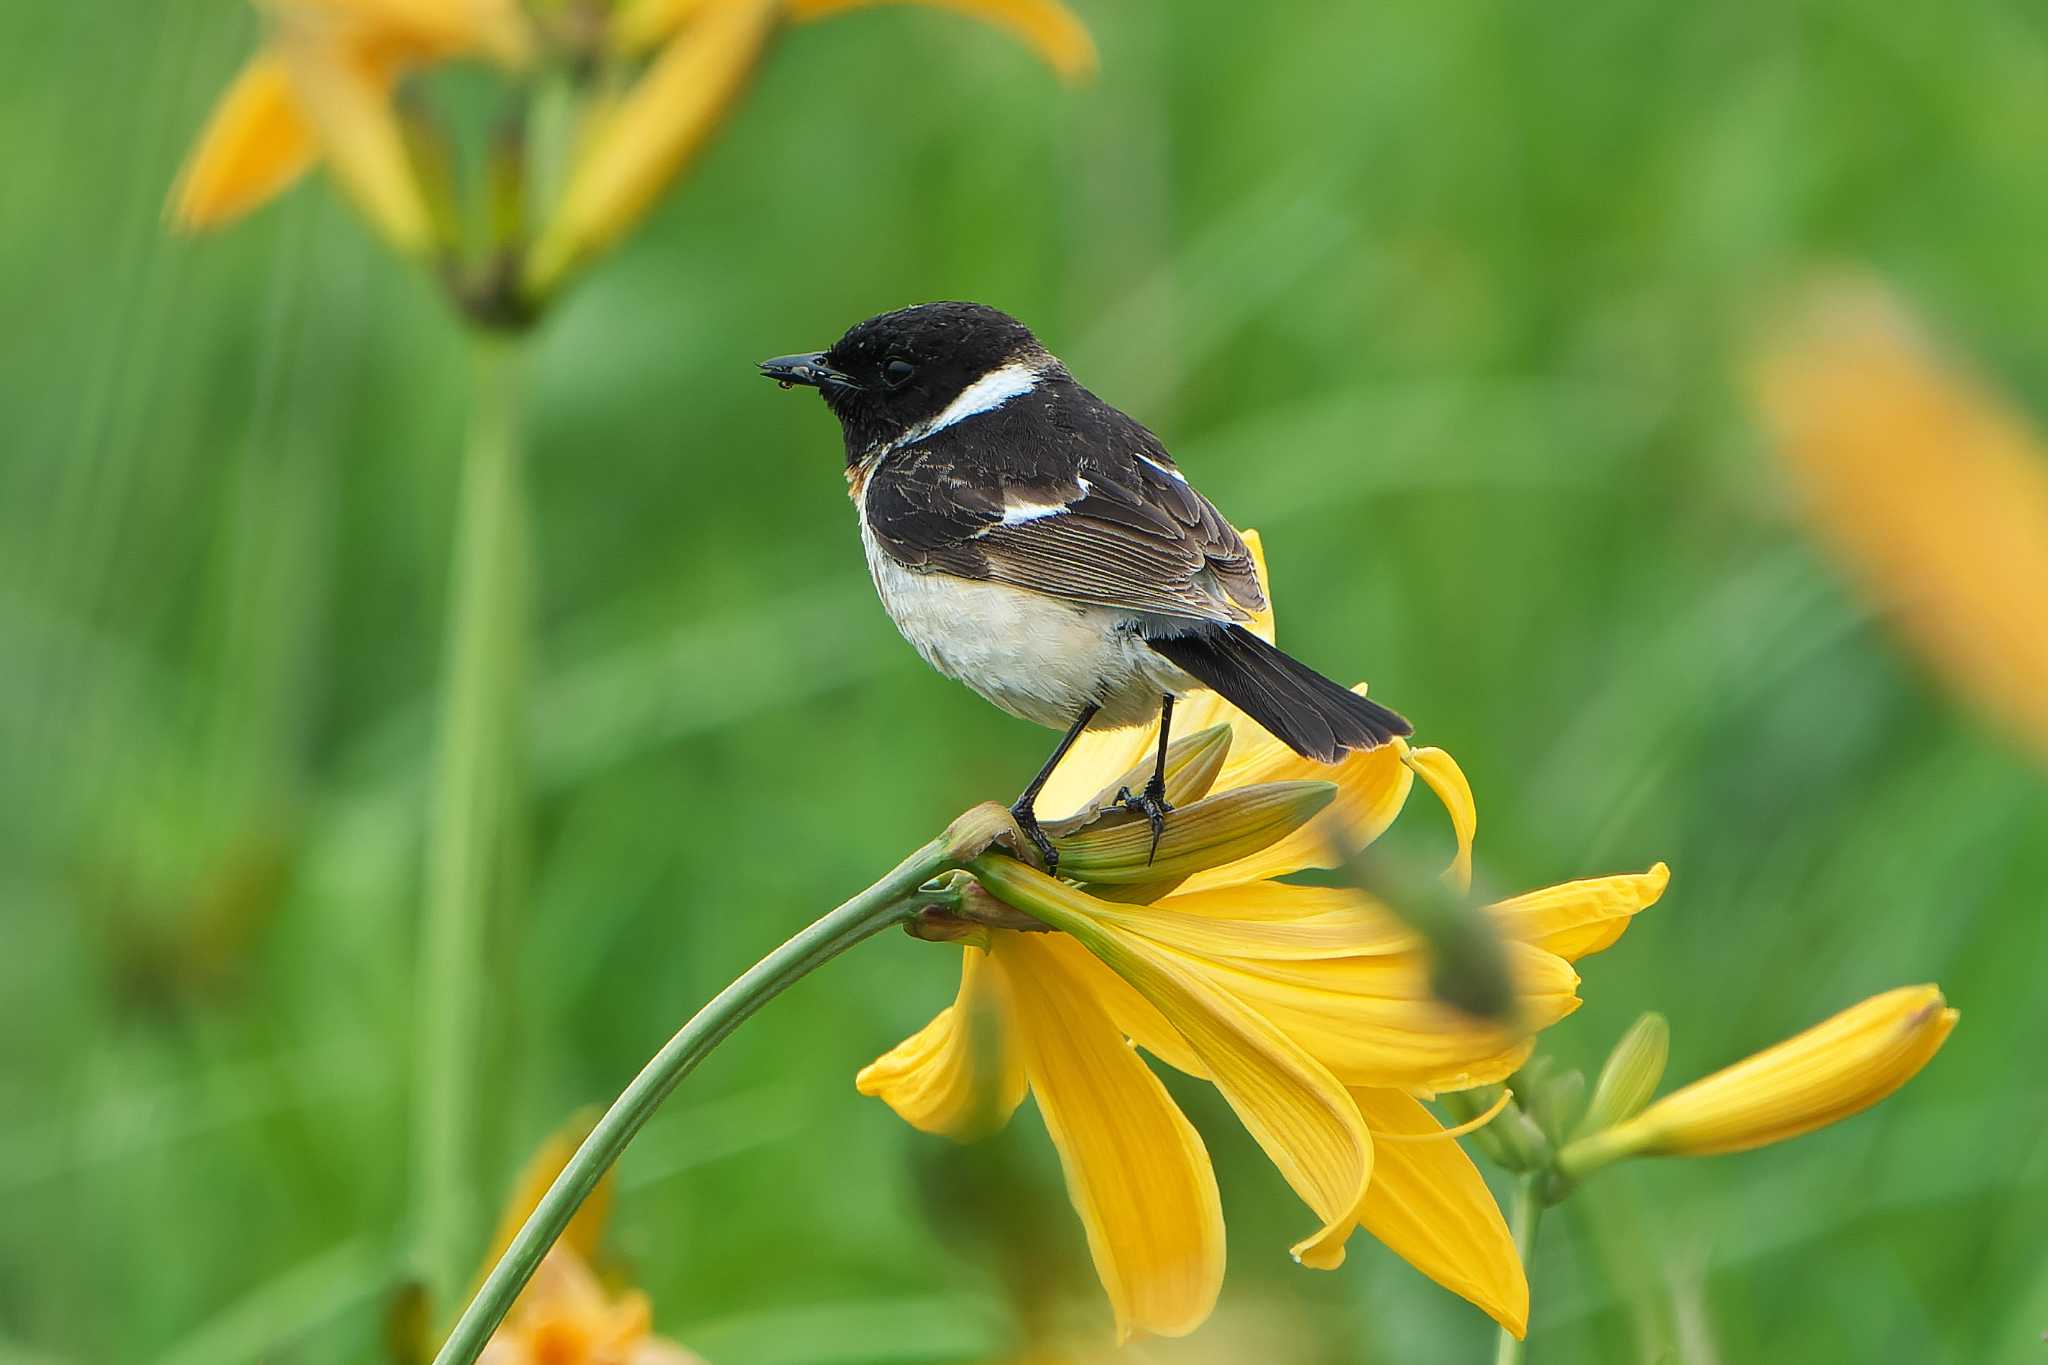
862, 375, 1265, 623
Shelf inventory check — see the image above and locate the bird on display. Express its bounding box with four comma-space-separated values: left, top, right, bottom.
760, 301, 1410, 872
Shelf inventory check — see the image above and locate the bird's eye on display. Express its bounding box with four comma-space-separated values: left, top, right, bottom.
883, 358, 916, 389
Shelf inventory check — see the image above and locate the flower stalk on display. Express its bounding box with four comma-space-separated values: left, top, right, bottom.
417, 333, 531, 1315
1494, 1175, 1543, 1365
432, 835, 957, 1365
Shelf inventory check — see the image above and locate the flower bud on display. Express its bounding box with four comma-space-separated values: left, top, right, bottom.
1560, 986, 1956, 1178
1081, 722, 1232, 814
1576, 1012, 1669, 1138
1048, 781, 1336, 885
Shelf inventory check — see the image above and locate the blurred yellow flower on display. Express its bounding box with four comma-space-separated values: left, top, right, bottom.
860, 534, 1671, 1342
173, 0, 1093, 295
1756, 279, 2048, 766
475, 1116, 704, 1365
169, 0, 533, 249
478, 1252, 703, 1365
530, 0, 1094, 292
1561, 985, 1957, 1173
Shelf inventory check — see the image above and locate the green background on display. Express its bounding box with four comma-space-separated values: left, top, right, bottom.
4, 0, 2045, 1360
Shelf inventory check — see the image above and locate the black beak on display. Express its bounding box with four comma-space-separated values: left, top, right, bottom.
759, 352, 859, 392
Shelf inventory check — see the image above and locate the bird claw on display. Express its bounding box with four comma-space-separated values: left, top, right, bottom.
1115, 783, 1174, 865
1010, 801, 1061, 876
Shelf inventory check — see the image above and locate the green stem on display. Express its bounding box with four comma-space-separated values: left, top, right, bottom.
1496, 1174, 1545, 1365
431, 837, 953, 1365
418, 335, 529, 1316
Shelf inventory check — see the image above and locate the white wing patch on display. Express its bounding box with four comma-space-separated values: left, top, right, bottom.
892, 360, 1041, 451
995, 474, 1091, 526
1137, 452, 1188, 484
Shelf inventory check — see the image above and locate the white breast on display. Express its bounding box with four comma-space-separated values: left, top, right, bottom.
857, 511, 1190, 731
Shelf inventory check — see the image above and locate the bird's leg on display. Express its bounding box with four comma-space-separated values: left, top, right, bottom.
1117, 693, 1176, 863
1012, 702, 1100, 876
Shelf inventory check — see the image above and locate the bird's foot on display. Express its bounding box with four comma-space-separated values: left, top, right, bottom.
1115, 782, 1174, 865
1009, 801, 1061, 877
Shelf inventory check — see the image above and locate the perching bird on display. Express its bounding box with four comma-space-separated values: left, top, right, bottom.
761, 302, 1410, 870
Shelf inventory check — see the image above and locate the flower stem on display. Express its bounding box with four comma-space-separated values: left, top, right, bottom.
418, 333, 529, 1315
1496, 1174, 1545, 1365
430, 837, 953, 1365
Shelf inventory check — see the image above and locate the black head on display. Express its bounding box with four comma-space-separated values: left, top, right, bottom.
760, 302, 1052, 461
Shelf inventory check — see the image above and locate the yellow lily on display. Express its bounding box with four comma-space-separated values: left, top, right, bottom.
474, 1116, 706, 1365
1756, 278, 2048, 766
1561, 985, 1957, 1173
169, 0, 533, 249
859, 533, 1671, 1341
173, 0, 1092, 290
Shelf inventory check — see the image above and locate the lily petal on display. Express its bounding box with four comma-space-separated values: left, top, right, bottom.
1174, 732, 1414, 894
168, 52, 320, 230
1034, 885, 1561, 1091
1040, 933, 1205, 1076
1100, 881, 1420, 961
526, 0, 780, 294
1351, 1087, 1527, 1338
611, 0, 716, 53
1402, 745, 1476, 893
978, 862, 1374, 1270
994, 932, 1224, 1342
786, 0, 1098, 82
856, 945, 1024, 1139
273, 22, 433, 254
1176, 942, 1578, 1091
1488, 865, 1670, 962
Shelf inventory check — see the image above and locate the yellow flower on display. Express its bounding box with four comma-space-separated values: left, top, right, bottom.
528, 0, 1095, 293
173, 0, 1092, 292
169, 0, 533, 249
1561, 985, 1957, 1173
1755, 278, 2048, 766
859, 533, 1671, 1342
474, 1116, 705, 1365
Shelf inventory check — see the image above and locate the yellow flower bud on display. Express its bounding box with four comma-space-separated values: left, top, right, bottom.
1561, 986, 1956, 1175
1048, 781, 1336, 885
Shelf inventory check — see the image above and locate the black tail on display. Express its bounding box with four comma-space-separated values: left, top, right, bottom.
1148, 624, 1412, 763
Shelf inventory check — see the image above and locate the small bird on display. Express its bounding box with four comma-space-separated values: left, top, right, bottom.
761, 302, 1410, 870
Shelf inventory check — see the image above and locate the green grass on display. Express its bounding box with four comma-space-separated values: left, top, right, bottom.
4, 0, 2046, 1360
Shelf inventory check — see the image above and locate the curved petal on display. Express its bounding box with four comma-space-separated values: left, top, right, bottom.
982, 863, 1374, 1270
1402, 745, 1476, 893
856, 946, 1024, 1139
527, 0, 780, 293
994, 933, 1224, 1342
1487, 865, 1669, 962
1175, 732, 1414, 894
1351, 1088, 1527, 1337
169, 52, 320, 230
786, 0, 1098, 83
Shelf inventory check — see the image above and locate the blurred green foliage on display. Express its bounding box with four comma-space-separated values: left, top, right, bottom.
4, 0, 2047, 1361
